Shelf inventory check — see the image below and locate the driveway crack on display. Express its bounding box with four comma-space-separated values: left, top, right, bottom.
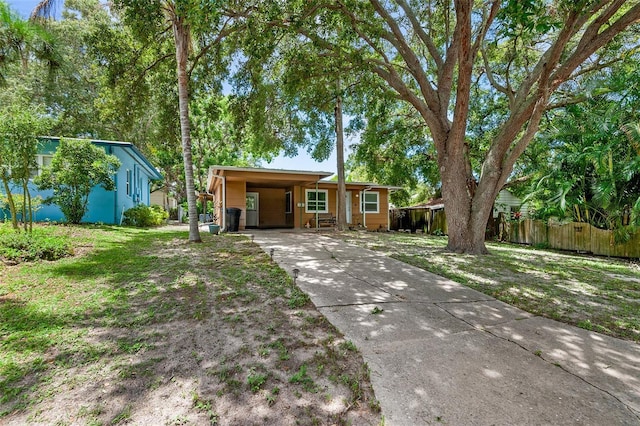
436, 303, 640, 421
320, 245, 403, 302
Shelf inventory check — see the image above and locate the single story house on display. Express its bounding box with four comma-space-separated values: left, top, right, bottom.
151, 185, 178, 212
493, 189, 529, 219
2, 137, 162, 224
206, 165, 401, 231
390, 198, 447, 234
391, 189, 529, 234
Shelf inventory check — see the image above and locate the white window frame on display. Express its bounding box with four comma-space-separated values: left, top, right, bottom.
30, 154, 54, 179
305, 189, 328, 213
360, 191, 380, 214
285, 191, 292, 214
126, 169, 132, 196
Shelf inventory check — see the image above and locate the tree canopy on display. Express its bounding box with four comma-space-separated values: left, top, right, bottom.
522, 60, 640, 235
240, 0, 640, 253
2, 0, 639, 252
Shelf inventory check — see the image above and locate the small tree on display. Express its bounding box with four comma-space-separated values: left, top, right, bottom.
35, 138, 120, 224
0, 104, 52, 231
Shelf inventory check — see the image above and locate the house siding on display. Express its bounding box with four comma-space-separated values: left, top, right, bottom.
494, 190, 529, 218
225, 180, 246, 229
301, 185, 390, 230
111, 145, 155, 224
207, 167, 395, 231
247, 187, 288, 228
1, 138, 160, 224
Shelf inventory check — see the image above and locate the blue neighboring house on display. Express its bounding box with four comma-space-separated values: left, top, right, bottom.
2, 137, 163, 224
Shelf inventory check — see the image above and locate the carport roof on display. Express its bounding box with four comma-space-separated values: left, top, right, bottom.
207, 165, 402, 191
209, 165, 334, 177
207, 165, 334, 191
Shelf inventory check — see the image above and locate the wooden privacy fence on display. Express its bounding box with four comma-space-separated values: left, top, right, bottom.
507, 219, 640, 259
390, 209, 639, 258
390, 208, 447, 234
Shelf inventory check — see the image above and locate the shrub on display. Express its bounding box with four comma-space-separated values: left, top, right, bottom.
168, 207, 178, 220
0, 229, 73, 262
122, 204, 168, 227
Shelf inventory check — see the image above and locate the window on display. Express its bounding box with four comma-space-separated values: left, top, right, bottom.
510, 206, 521, 220
305, 189, 328, 213
126, 169, 131, 196
42, 155, 53, 169
360, 191, 379, 214
285, 191, 292, 214
246, 194, 256, 210
30, 155, 54, 179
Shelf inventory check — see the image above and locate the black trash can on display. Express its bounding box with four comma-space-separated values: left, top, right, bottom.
225, 207, 242, 232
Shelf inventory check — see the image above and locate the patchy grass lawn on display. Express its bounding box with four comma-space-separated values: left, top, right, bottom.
331, 232, 640, 342
0, 225, 381, 425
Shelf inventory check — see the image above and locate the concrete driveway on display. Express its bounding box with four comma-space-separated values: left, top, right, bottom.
251, 230, 640, 425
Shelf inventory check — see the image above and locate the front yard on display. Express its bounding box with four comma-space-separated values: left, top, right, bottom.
332, 232, 640, 342
0, 225, 381, 425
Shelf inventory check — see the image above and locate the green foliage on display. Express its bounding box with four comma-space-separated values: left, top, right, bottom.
348, 92, 441, 203
497, 0, 562, 38
0, 1, 59, 85
0, 103, 52, 231
246, 368, 268, 393
523, 62, 640, 231
35, 138, 120, 224
0, 194, 43, 218
191, 95, 258, 192
122, 204, 168, 227
288, 287, 310, 309
0, 224, 73, 262
289, 364, 316, 392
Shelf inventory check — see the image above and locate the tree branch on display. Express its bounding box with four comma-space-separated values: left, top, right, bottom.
501, 174, 534, 190
513, 10, 582, 106
449, 0, 474, 151
545, 94, 588, 110
551, 3, 640, 88
188, 18, 244, 75
395, 0, 443, 69
367, 0, 441, 111
500, 97, 547, 188
471, 0, 499, 59
481, 44, 514, 105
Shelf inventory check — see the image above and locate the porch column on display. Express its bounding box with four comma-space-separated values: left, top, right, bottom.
315, 180, 319, 230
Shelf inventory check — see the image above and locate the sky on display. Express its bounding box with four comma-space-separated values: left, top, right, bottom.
7, 0, 345, 175
9, 0, 44, 18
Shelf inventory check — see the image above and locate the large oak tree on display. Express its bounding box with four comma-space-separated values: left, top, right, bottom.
280, 0, 640, 253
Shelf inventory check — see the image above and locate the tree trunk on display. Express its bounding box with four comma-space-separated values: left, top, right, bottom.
442, 187, 494, 254
335, 85, 347, 232
172, 12, 201, 243
439, 131, 495, 254
1, 179, 19, 230
22, 181, 31, 233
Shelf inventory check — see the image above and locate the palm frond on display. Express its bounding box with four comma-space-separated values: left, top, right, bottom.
30, 0, 59, 22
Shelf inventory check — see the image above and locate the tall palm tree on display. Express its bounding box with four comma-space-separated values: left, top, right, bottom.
165, 2, 200, 242
0, 0, 55, 83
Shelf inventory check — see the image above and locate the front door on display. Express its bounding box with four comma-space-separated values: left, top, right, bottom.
337, 191, 352, 224
246, 192, 259, 227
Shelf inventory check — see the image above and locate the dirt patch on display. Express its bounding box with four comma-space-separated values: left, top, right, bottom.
1, 227, 381, 425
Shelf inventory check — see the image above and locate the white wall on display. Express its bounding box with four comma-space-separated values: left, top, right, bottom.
493, 190, 529, 218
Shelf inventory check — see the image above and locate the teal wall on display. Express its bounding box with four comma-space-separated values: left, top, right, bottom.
1, 138, 160, 225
